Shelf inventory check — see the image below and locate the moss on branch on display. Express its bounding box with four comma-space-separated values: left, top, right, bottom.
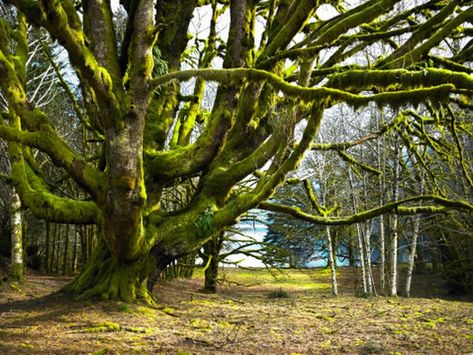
0, 123, 106, 196
259, 194, 472, 226
153, 68, 458, 111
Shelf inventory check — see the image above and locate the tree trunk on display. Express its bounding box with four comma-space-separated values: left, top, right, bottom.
362, 223, 375, 296
405, 170, 423, 297
415, 239, 426, 273
71, 225, 78, 274
44, 221, 51, 273
405, 215, 420, 297
67, 238, 156, 304
390, 139, 400, 297
204, 255, 219, 293
379, 214, 386, 295
377, 120, 386, 295
50, 224, 57, 274
53, 224, 61, 274
202, 232, 224, 293
62, 224, 69, 275
9, 188, 25, 281
326, 226, 338, 296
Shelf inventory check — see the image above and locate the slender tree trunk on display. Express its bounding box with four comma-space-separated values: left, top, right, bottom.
377, 117, 386, 295
9, 188, 24, 281
390, 139, 401, 297
45, 222, 51, 273
202, 232, 224, 293
326, 226, 338, 296
50, 224, 57, 274
362, 223, 374, 296
62, 224, 69, 275
379, 214, 386, 295
348, 170, 368, 296
415, 239, 426, 273
405, 215, 420, 297
348, 238, 356, 267
71, 225, 78, 274
355, 224, 368, 296
405, 169, 423, 297
331, 231, 338, 268
54, 224, 61, 274
79, 225, 87, 266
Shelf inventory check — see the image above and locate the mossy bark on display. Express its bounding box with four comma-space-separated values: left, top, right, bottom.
67, 238, 156, 304
201, 232, 224, 293
9, 188, 25, 281
203, 256, 219, 293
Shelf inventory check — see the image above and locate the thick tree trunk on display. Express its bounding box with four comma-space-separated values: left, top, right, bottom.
10, 188, 25, 281
67, 238, 156, 304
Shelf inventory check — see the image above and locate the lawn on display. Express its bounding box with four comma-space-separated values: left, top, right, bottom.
0, 267, 472, 354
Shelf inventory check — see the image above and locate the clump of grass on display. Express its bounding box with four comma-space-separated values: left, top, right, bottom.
267, 288, 290, 299
117, 302, 131, 313
361, 341, 385, 354
83, 321, 121, 333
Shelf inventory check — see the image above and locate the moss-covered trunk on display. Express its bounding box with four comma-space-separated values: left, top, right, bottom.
70, 126, 155, 301
10, 187, 25, 281
68, 237, 156, 304
202, 232, 224, 293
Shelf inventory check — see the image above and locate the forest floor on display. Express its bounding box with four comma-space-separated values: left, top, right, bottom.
0, 267, 472, 354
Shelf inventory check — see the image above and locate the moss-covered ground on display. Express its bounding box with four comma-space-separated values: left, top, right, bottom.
0, 267, 472, 354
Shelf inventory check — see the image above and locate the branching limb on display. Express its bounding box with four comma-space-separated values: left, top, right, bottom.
259, 194, 472, 226
0, 121, 106, 197
153, 68, 460, 109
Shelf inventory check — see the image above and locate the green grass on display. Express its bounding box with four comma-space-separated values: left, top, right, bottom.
212, 267, 332, 291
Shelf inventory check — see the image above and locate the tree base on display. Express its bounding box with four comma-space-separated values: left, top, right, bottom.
66, 246, 156, 305
9, 263, 26, 282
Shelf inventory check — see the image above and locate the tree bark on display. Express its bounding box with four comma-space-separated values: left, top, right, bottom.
390, 138, 401, 297
326, 226, 338, 296
379, 214, 386, 295
405, 215, 420, 297
67, 238, 156, 304
202, 232, 224, 293
44, 221, 51, 274
9, 187, 25, 281
62, 224, 69, 275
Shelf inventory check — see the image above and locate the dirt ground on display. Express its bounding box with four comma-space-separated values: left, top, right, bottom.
0, 267, 472, 354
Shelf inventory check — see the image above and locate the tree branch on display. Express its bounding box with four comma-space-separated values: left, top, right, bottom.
259, 195, 472, 226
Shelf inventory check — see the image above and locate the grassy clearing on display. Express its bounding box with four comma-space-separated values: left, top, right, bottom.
0, 268, 472, 354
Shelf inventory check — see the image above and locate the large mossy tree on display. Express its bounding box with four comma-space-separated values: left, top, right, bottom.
1, 0, 473, 303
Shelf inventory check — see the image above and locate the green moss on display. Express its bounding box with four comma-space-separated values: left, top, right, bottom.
9, 263, 25, 282
160, 306, 175, 316
124, 326, 154, 334
84, 321, 121, 333
135, 305, 157, 318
